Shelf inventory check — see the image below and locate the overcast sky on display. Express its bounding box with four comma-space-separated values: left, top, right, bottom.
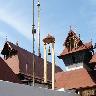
0, 0, 96, 70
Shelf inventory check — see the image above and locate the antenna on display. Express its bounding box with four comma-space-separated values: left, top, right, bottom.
37, 0, 41, 57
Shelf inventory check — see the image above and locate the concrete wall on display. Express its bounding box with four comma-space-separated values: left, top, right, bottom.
0, 81, 79, 96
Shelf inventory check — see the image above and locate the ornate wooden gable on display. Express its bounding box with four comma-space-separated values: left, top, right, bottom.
64, 30, 83, 51
1, 42, 18, 60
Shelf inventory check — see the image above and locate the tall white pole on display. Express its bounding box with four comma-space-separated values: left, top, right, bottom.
44, 43, 47, 83
37, 0, 41, 57
52, 43, 55, 90
32, 0, 35, 86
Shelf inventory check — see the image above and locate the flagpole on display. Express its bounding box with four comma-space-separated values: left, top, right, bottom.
32, 0, 35, 86
37, 0, 41, 57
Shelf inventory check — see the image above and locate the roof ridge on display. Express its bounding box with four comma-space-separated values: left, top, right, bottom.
7, 41, 57, 65
8, 41, 33, 54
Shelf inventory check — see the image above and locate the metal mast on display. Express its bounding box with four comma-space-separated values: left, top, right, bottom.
37, 0, 41, 57
32, 0, 36, 86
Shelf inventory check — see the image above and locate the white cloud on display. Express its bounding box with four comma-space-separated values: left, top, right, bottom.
0, 7, 32, 40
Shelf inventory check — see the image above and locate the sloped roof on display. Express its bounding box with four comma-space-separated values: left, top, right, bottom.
55, 68, 96, 89
59, 42, 93, 57
0, 57, 21, 83
2, 41, 62, 82
90, 53, 96, 64
58, 29, 93, 58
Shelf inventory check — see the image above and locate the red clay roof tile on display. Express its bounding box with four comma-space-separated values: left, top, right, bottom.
55, 68, 96, 89
3, 42, 62, 82
59, 42, 93, 57
0, 57, 21, 83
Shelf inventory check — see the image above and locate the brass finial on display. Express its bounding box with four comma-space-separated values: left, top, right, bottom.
70, 26, 72, 31
91, 38, 92, 43
6, 36, 7, 42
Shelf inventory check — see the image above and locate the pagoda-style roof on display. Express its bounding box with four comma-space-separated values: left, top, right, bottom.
58, 30, 93, 58
55, 68, 96, 90
64, 30, 81, 46
59, 42, 93, 57
1, 41, 62, 83
0, 57, 21, 83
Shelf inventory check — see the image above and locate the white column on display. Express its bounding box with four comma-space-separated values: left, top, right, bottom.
44, 43, 47, 83
52, 43, 55, 90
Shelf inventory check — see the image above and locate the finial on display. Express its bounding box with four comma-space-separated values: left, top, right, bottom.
16, 41, 19, 46
6, 36, 7, 42
91, 38, 92, 43
70, 26, 72, 31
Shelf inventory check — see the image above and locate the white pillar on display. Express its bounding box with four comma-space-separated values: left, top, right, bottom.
52, 43, 55, 90
44, 43, 47, 83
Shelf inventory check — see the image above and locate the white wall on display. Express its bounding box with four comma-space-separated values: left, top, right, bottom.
66, 62, 83, 71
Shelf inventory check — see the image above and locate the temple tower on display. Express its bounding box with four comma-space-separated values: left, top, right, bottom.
58, 29, 93, 71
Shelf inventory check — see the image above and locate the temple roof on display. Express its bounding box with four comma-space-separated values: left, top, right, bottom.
0, 57, 21, 83
59, 42, 93, 57
55, 68, 96, 89
1, 41, 62, 82
64, 30, 80, 46
58, 30, 93, 57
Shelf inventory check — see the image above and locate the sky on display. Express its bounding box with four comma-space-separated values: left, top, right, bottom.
0, 0, 96, 71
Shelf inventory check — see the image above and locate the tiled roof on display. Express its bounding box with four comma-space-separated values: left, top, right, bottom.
59, 42, 93, 57
59, 29, 93, 57
55, 68, 96, 89
0, 57, 21, 83
90, 53, 96, 64
3, 41, 62, 82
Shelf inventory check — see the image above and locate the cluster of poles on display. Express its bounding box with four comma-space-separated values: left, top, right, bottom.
32, 0, 55, 90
